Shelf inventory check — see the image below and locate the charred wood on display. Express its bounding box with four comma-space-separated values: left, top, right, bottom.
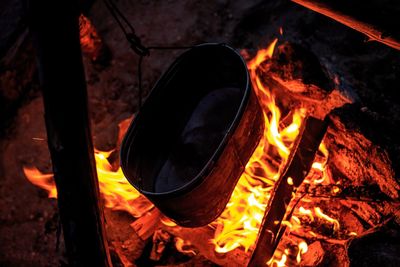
259, 42, 353, 120
268, 42, 334, 99
130, 209, 161, 241
327, 105, 400, 200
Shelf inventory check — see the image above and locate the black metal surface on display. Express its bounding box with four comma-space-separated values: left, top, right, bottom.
121, 44, 264, 227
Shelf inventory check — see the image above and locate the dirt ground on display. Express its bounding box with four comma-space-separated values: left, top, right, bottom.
1, 0, 400, 266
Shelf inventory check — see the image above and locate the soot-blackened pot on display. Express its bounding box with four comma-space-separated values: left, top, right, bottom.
120, 43, 264, 227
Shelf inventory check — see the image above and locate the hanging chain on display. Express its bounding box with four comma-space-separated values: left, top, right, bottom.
102, 0, 192, 108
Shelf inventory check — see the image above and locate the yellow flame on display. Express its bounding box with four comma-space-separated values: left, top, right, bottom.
296, 241, 308, 263
314, 207, 340, 231
298, 207, 315, 221
268, 252, 288, 267
174, 237, 196, 255
308, 142, 332, 185
94, 149, 153, 217
23, 167, 57, 198
23, 140, 153, 218
210, 38, 307, 254
213, 38, 342, 265
161, 217, 177, 227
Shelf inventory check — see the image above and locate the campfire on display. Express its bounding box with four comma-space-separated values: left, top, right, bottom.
22, 33, 400, 266
3, 0, 399, 266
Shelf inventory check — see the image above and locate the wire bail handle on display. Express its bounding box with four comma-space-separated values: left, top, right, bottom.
126, 33, 150, 57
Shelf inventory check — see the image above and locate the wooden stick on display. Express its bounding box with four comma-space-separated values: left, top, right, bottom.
291, 0, 400, 51
130, 209, 161, 240
30, 1, 112, 266
248, 116, 328, 266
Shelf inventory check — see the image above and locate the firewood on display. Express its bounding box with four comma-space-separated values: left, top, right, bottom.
105, 209, 152, 266
130, 209, 161, 241
248, 116, 328, 266
291, 0, 400, 51
327, 107, 400, 200
267, 42, 334, 99
262, 73, 352, 120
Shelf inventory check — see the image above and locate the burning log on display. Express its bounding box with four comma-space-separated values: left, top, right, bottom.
131, 209, 162, 240
327, 105, 400, 200
248, 116, 328, 266
268, 42, 334, 100
260, 42, 353, 120
291, 0, 400, 51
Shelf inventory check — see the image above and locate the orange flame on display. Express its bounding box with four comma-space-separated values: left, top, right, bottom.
174, 237, 196, 255
210, 38, 307, 255
314, 207, 340, 231
23, 122, 153, 218
296, 241, 308, 263
23, 167, 57, 198
93, 149, 153, 217
268, 250, 288, 267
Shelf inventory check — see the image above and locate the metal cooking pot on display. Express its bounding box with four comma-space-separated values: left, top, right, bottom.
120, 43, 264, 227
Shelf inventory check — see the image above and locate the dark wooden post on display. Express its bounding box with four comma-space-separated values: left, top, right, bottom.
29, 0, 112, 266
